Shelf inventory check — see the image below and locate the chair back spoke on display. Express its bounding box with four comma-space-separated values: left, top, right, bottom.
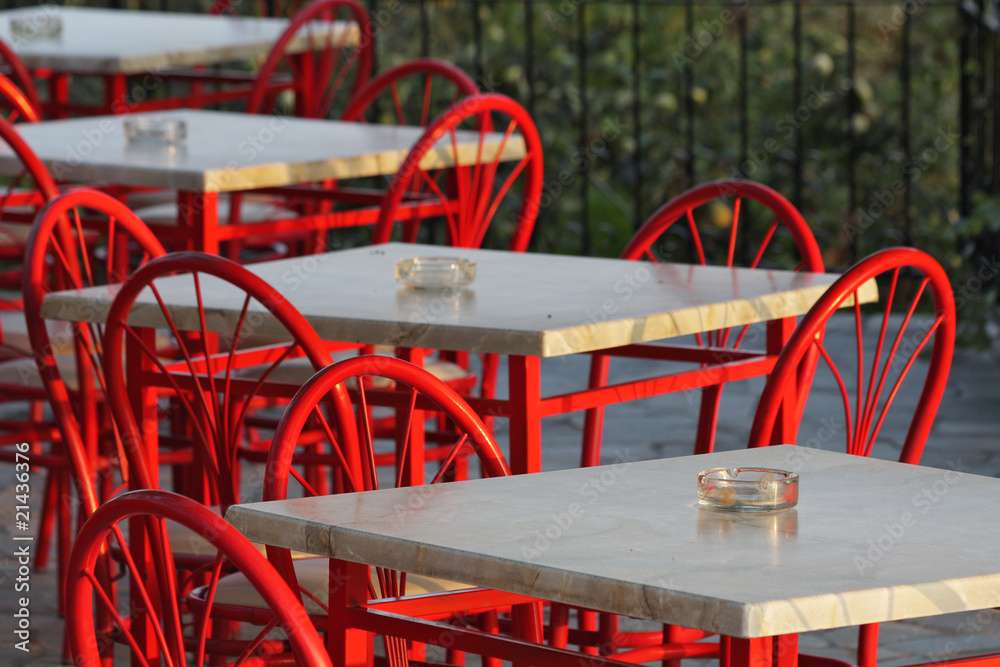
749, 247, 956, 465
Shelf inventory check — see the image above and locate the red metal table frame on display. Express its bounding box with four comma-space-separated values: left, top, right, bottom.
38, 244, 872, 476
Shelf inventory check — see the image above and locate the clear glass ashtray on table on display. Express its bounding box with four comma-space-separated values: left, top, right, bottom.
697, 467, 798, 512
10, 14, 62, 40
395, 257, 476, 290
124, 118, 187, 146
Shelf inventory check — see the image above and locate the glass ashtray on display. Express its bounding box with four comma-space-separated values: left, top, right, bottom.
10, 14, 62, 40
697, 467, 798, 512
395, 257, 476, 290
124, 118, 187, 146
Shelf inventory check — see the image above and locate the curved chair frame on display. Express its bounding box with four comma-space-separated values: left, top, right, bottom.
746, 247, 956, 667
0, 115, 58, 288
23, 189, 167, 520
246, 0, 372, 119
0, 38, 43, 117
567, 179, 825, 659
263, 355, 522, 665
102, 252, 338, 512
748, 246, 955, 464
0, 129, 70, 582
582, 178, 826, 467
65, 489, 332, 667
0, 71, 41, 122
373, 92, 544, 252
340, 57, 480, 126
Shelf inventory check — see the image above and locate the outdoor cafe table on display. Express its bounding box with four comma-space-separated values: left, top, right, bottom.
38, 243, 875, 475
225, 444, 1000, 666
0, 6, 357, 116
0, 110, 526, 254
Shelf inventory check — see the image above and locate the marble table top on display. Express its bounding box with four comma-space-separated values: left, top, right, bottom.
40, 243, 873, 358
0, 6, 356, 75
0, 110, 526, 192
226, 445, 1000, 638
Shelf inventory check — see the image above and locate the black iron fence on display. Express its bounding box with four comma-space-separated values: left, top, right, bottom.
354, 1, 998, 267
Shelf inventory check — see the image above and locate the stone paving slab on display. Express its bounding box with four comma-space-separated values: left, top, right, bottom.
1, 321, 998, 665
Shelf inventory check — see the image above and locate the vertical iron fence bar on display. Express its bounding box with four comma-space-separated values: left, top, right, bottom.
960, 2, 976, 215
472, 0, 484, 84
902, 6, 912, 246
976, 0, 987, 190
632, 0, 643, 226
579, 0, 591, 254
990, 25, 1000, 195
846, 1, 858, 262
524, 0, 536, 118
792, 1, 803, 209
366, 0, 379, 74
739, 3, 749, 177
685, 2, 696, 187
420, 0, 430, 58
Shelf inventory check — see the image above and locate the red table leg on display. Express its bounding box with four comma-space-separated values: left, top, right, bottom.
329, 558, 374, 667
775, 634, 799, 667
507, 355, 543, 474
178, 191, 220, 254
766, 316, 799, 445
104, 73, 127, 114
730, 637, 774, 667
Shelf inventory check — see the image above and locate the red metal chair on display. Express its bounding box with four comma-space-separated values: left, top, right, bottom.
742, 246, 956, 667
255, 355, 540, 665
373, 92, 543, 252
9, 189, 167, 607
341, 57, 481, 126
748, 246, 955, 463
0, 71, 41, 123
0, 116, 58, 288
0, 37, 43, 119
101, 252, 335, 511
372, 92, 545, 445
555, 179, 824, 661
0, 119, 63, 581
313, 57, 482, 242
246, 0, 372, 120
581, 178, 826, 467
65, 489, 333, 667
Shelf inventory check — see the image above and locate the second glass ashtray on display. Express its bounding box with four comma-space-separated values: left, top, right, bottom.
124, 117, 187, 146
10, 14, 62, 40
697, 467, 798, 512
395, 257, 476, 290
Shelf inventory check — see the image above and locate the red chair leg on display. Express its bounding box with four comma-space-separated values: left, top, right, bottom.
35, 467, 59, 572
549, 603, 571, 648
694, 384, 724, 455
581, 354, 611, 468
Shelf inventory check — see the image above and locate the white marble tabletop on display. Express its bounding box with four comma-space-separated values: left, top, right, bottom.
0, 110, 526, 192
40, 243, 872, 358
0, 6, 356, 75
226, 445, 1000, 638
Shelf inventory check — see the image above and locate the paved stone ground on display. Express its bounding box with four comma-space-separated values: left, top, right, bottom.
1, 320, 999, 665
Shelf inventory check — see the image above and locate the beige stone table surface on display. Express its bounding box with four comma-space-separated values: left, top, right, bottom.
40, 243, 865, 358
0, 6, 354, 75
227, 445, 1000, 639
0, 110, 523, 192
